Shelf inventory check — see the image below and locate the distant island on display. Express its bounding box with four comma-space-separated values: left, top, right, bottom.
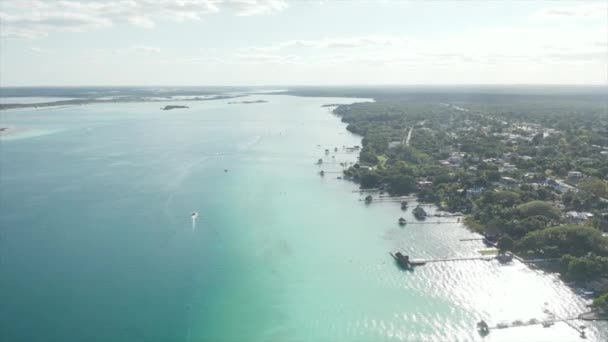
0, 94, 246, 111
162, 105, 189, 110
227, 100, 268, 104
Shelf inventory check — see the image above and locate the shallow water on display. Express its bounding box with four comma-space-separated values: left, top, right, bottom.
0, 95, 605, 341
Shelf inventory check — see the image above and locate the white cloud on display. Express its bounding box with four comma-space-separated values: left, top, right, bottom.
29, 46, 50, 54
234, 26, 607, 69
228, 0, 289, 16
126, 46, 161, 54
233, 52, 299, 63
534, 3, 607, 20
278, 35, 409, 49
0, 0, 288, 39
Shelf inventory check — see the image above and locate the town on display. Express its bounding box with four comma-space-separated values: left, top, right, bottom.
327, 91, 608, 312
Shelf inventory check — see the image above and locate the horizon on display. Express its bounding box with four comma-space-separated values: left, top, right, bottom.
1, 0, 607, 86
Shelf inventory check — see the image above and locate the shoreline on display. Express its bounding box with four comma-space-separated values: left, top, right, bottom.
327, 101, 607, 328
0, 94, 247, 111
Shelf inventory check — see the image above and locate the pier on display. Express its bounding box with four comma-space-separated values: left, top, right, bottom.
406, 220, 461, 224
485, 309, 589, 338
419, 255, 496, 263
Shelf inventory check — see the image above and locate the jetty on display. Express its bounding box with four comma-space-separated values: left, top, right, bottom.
406, 221, 460, 224
488, 316, 588, 338
390, 253, 497, 268
419, 255, 496, 263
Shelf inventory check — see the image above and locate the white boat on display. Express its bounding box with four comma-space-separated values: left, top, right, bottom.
191, 211, 198, 219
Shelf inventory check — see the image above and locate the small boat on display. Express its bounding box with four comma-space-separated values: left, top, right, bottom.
389, 252, 412, 269
334, 147, 338, 152
542, 321, 554, 328
224, 169, 228, 172
319, 170, 325, 176
398, 217, 407, 226
317, 158, 323, 164
477, 320, 489, 336
191, 211, 198, 219
496, 321, 509, 329
364, 195, 373, 204
496, 252, 513, 263
413, 206, 427, 220
400, 201, 408, 210
324, 149, 330, 154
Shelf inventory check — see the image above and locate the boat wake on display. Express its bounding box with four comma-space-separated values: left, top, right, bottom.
191, 211, 198, 230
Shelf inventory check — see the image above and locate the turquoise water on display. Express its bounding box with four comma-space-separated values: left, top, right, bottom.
0, 95, 606, 341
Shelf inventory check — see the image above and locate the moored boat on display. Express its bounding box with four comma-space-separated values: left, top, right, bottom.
389, 252, 412, 269
413, 205, 427, 220
477, 320, 490, 336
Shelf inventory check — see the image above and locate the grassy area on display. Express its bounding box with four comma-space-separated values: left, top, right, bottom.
463, 215, 484, 234
479, 249, 499, 255
377, 155, 388, 168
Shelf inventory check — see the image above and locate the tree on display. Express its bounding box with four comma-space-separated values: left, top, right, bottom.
515, 225, 608, 257
388, 174, 416, 195
579, 178, 608, 198
360, 172, 380, 188
593, 292, 608, 309
515, 201, 561, 220
497, 235, 514, 252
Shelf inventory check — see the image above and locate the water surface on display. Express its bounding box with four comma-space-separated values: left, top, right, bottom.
0, 95, 605, 341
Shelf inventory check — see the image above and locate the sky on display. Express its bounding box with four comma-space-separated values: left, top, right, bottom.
0, 0, 607, 86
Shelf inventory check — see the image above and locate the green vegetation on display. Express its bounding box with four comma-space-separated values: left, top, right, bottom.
593, 292, 608, 309
497, 236, 514, 252
324, 88, 608, 284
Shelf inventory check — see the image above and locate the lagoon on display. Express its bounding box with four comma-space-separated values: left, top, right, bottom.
0, 94, 605, 341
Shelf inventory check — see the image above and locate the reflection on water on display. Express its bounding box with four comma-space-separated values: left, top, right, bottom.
0, 96, 605, 342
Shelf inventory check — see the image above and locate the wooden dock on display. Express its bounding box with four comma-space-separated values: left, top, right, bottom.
406, 221, 461, 224
418, 255, 496, 264
489, 317, 588, 338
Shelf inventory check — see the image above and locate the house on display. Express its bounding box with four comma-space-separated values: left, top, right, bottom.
466, 187, 484, 198
500, 176, 519, 187
566, 211, 592, 224
556, 180, 576, 193
439, 160, 458, 168
501, 163, 517, 172
447, 153, 464, 165
546, 179, 576, 194
523, 172, 537, 182
417, 181, 433, 189
388, 141, 401, 149
567, 171, 584, 183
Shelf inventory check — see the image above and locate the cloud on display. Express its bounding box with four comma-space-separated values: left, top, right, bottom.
282, 35, 409, 49
233, 26, 607, 68
534, 3, 607, 20
126, 46, 161, 54
0, 0, 288, 39
29, 46, 50, 54
233, 52, 299, 63
241, 35, 410, 53
228, 0, 289, 16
